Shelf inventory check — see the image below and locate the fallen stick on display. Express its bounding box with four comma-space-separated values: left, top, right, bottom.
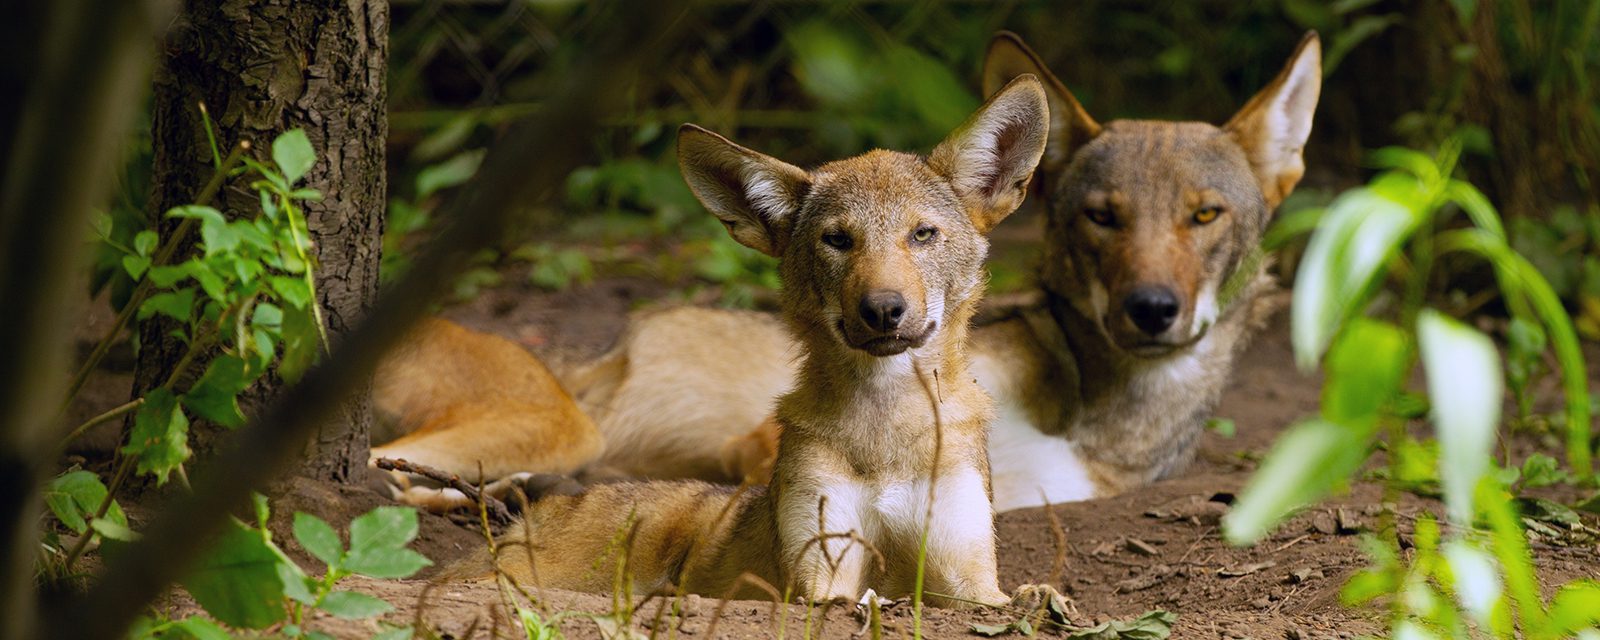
374, 457, 512, 525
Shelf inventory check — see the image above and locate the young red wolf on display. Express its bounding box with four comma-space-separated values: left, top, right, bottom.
446, 76, 1054, 605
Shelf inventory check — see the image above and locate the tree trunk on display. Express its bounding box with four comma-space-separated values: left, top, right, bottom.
138, 0, 387, 483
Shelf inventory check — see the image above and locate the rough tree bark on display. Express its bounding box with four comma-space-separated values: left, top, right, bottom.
137, 0, 387, 482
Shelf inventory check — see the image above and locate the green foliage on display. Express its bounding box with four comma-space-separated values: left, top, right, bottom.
971, 609, 1174, 639
1224, 144, 1599, 637
43, 471, 131, 542
140, 499, 426, 639
45, 128, 333, 585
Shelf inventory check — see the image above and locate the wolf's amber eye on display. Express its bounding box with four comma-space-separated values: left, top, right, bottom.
1083, 207, 1115, 227
911, 226, 938, 244
822, 231, 853, 250
1193, 206, 1224, 225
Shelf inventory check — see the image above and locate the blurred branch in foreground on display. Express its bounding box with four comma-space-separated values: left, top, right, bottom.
42, 1, 692, 638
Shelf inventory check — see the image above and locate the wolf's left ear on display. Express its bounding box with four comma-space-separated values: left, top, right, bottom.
929, 74, 1050, 233
1225, 31, 1322, 209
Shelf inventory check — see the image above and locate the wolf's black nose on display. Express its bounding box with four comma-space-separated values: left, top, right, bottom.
859, 290, 907, 332
1124, 287, 1180, 335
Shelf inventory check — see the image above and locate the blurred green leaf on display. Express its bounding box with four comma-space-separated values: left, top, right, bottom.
293, 512, 344, 569
344, 507, 431, 579
1417, 310, 1501, 525
45, 470, 114, 535
1442, 540, 1501, 627
273, 129, 317, 185
121, 389, 191, 484
415, 149, 484, 200
787, 21, 869, 106
181, 519, 287, 629
171, 617, 232, 640
1291, 186, 1419, 369
1224, 419, 1367, 545
1322, 318, 1409, 430
181, 355, 252, 428
134, 230, 158, 257
319, 591, 392, 619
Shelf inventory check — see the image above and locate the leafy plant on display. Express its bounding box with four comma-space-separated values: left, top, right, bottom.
1223, 144, 1600, 637
48, 128, 328, 575
132, 497, 426, 639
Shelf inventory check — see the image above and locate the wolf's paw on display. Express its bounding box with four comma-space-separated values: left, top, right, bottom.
503, 472, 586, 512
1008, 583, 1077, 622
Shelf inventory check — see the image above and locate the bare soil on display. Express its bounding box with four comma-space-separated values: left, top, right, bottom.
66, 220, 1600, 638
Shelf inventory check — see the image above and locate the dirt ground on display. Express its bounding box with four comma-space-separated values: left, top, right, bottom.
64, 213, 1600, 639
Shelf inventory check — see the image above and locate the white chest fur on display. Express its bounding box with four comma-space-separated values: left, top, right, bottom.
985, 398, 1096, 511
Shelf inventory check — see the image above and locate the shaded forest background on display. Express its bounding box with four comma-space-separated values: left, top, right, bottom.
90, 0, 1600, 323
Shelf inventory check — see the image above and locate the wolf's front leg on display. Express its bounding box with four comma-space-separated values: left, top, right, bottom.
921, 466, 1008, 607
778, 479, 871, 602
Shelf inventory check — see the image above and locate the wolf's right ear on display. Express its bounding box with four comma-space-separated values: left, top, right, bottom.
678, 124, 810, 257
982, 32, 1101, 175
929, 74, 1050, 234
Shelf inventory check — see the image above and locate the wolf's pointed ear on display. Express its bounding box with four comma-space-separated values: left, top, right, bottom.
1225, 31, 1322, 209
982, 31, 1100, 176
929, 74, 1050, 234
678, 124, 810, 257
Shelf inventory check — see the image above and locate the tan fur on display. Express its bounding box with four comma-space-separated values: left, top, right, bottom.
371, 318, 601, 481
449, 77, 1052, 605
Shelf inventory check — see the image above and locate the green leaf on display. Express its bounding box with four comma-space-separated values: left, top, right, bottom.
1290, 186, 1420, 369
171, 617, 233, 640
1438, 228, 1593, 474
90, 517, 139, 541
180, 519, 288, 629
167, 204, 226, 228
122, 255, 151, 280
1205, 418, 1236, 438
1519, 453, 1566, 488
1443, 540, 1501, 627
147, 263, 193, 288
1064, 610, 1175, 640
273, 129, 317, 185
293, 512, 344, 568
200, 218, 241, 258
1418, 310, 1502, 525
415, 149, 484, 199
278, 306, 320, 384
181, 355, 252, 428
189, 262, 227, 302
134, 230, 159, 257
276, 561, 317, 605
1547, 581, 1600, 636
269, 276, 313, 309
121, 389, 191, 484
1322, 319, 1408, 430
260, 189, 280, 221
969, 622, 1013, 637
344, 507, 431, 578
138, 288, 196, 322
372, 626, 415, 640
44, 470, 110, 534
91, 210, 115, 240
318, 590, 393, 619
1444, 179, 1505, 240
252, 302, 283, 329
1223, 419, 1368, 545
517, 609, 556, 640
